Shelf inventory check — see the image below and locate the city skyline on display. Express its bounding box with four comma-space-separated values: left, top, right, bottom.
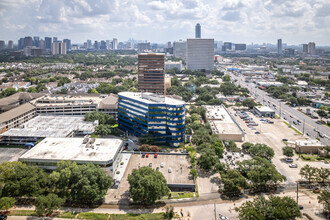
0, 0, 329, 45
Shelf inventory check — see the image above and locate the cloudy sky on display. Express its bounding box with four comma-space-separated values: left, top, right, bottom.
0, 0, 329, 45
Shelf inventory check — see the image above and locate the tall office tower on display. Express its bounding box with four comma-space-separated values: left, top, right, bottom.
53, 37, 58, 43
45, 37, 52, 50
100, 40, 107, 50
18, 38, 24, 50
33, 36, 39, 47
63, 39, 71, 51
302, 44, 308, 53
195, 23, 201, 38
308, 42, 316, 55
167, 41, 172, 48
106, 40, 110, 49
112, 38, 118, 50
94, 41, 100, 50
118, 92, 185, 147
235, 44, 246, 51
137, 42, 151, 53
7, 40, 13, 49
186, 38, 214, 71
222, 42, 232, 51
38, 39, 45, 50
138, 53, 165, 94
87, 40, 92, 49
0, 41, 5, 50
24, 36, 33, 48
173, 41, 187, 60
277, 39, 282, 54
51, 42, 67, 55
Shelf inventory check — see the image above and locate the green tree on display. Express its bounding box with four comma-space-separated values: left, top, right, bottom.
223, 74, 231, 82
190, 168, 198, 179
211, 140, 224, 158
299, 165, 317, 183
35, 194, 65, 216
249, 143, 275, 160
318, 190, 330, 217
221, 169, 248, 197
190, 113, 201, 122
235, 195, 301, 220
282, 146, 294, 158
128, 167, 169, 205
242, 99, 257, 109
0, 197, 15, 211
0, 88, 17, 98
197, 148, 218, 172
139, 134, 156, 145
242, 142, 254, 152
94, 124, 112, 135
316, 167, 330, 183
85, 111, 116, 125
317, 109, 327, 121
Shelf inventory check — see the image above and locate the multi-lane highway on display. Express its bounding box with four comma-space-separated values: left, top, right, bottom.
225, 71, 330, 146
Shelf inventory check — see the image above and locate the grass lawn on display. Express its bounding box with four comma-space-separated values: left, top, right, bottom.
299, 154, 330, 162
8, 210, 36, 216
77, 212, 165, 220
0, 145, 26, 149
59, 211, 77, 218
161, 192, 194, 200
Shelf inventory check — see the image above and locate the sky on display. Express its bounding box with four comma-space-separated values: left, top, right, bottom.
0, 0, 329, 45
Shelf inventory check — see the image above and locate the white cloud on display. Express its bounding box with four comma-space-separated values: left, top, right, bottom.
0, 0, 329, 45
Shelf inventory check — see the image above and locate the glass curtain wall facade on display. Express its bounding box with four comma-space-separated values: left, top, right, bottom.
118, 92, 185, 147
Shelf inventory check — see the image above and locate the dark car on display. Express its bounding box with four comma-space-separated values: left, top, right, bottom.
142, 153, 146, 158
0, 215, 7, 220
298, 205, 304, 210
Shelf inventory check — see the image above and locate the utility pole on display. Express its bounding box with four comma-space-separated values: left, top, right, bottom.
280, 102, 282, 118
302, 119, 305, 135
296, 182, 299, 204
214, 202, 217, 220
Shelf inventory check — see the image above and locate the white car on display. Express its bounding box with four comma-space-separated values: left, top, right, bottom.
161, 162, 164, 168
289, 164, 298, 168
168, 168, 172, 173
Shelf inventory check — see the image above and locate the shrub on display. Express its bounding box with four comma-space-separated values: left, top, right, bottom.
116, 171, 120, 174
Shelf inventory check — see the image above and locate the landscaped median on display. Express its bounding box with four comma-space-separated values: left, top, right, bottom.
8, 210, 165, 220
283, 121, 302, 135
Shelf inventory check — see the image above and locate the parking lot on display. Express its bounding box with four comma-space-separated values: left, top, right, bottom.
0, 148, 28, 163
114, 154, 194, 200
229, 107, 330, 186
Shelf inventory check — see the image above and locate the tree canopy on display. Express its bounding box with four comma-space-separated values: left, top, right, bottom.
282, 146, 294, 157
35, 194, 65, 216
128, 167, 169, 205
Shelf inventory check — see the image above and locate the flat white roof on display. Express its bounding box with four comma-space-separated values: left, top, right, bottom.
255, 106, 275, 113
19, 137, 123, 165
204, 105, 243, 135
118, 92, 185, 105
296, 139, 324, 147
2, 115, 95, 137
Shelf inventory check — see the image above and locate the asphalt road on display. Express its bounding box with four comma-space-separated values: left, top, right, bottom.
226, 71, 330, 146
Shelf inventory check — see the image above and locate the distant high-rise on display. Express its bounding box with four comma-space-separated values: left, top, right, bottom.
53, 37, 58, 43
8, 40, 13, 49
167, 41, 172, 48
0, 41, 5, 50
94, 41, 100, 50
277, 39, 282, 54
87, 40, 92, 49
45, 37, 52, 50
38, 39, 45, 50
186, 38, 214, 71
18, 38, 24, 50
63, 39, 71, 51
308, 42, 316, 55
33, 36, 39, 47
235, 44, 246, 51
24, 36, 33, 48
302, 44, 308, 53
222, 42, 232, 51
113, 38, 118, 50
195, 23, 201, 38
52, 42, 67, 55
173, 41, 186, 60
100, 40, 107, 50
137, 42, 151, 53
138, 53, 165, 94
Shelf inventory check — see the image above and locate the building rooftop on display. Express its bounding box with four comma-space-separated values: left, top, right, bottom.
1, 115, 95, 138
0, 103, 35, 124
204, 105, 243, 135
296, 139, 324, 147
19, 137, 123, 165
118, 92, 185, 105
255, 106, 275, 112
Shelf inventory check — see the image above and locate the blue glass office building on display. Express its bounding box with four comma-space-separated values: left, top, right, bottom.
118, 92, 185, 147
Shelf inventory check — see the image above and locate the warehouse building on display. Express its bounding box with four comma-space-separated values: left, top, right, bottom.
204, 105, 244, 142
19, 137, 123, 173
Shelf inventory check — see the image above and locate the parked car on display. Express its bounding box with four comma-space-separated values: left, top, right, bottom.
168, 168, 172, 173
146, 153, 149, 158
289, 163, 298, 168
161, 162, 164, 168
319, 133, 325, 138
286, 158, 294, 163
0, 215, 7, 220
255, 131, 260, 134
298, 205, 304, 210
154, 153, 158, 158
282, 138, 288, 141
313, 187, 321, 193
142, 153, 146, 158
156, 167, 159, 171
149, 163, 152, 167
